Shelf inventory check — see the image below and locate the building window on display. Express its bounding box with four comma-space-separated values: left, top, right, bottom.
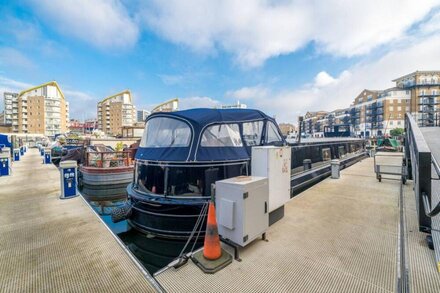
389, 106, 394, 111
398, 106, 402, 111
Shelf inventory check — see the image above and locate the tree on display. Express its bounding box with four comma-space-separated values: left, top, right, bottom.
390, 128, 404, 137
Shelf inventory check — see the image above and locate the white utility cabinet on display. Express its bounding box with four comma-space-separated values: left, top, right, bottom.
251, 146, 291, 213
215, 176, 268, 247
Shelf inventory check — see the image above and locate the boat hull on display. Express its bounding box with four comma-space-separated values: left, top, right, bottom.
80, 166, 133, 186
127, 183, 208, 239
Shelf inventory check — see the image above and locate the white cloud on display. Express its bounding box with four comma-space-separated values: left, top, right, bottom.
0, 48, 35, 69
140, 0, 439, 67
157, 74, 185, 86
63, 89, 98, 119
226, 85, 268, 100
226, 32, 440, 123
179, 96, 221, 109
314, 71, 338, 88
28, 0, 139, 49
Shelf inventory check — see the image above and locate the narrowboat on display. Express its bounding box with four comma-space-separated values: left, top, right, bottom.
80, 144, 134, 190
126, 108, 286, 239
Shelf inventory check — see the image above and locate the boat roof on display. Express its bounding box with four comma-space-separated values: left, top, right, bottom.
137, 108, 284, 162
147, 108, 274, 125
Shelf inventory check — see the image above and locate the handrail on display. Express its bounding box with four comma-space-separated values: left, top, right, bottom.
85, 150, 133, 168
422, 192, 440, 217
432, 155, 440, 178
405, 113, 433, 232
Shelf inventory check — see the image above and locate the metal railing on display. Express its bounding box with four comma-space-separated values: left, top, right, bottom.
404, 113, 440, 233
85, 151, 133, 168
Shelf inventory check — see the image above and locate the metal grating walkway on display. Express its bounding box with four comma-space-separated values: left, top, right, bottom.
404, 181, 440, 291
420, 127, 440, 272
156, 157, 400, 292
0, 149, 159, 292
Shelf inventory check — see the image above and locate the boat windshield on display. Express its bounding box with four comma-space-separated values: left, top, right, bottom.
242, 121, 263, 146
201, 124, 242, 147
266, 121, 283, 144
140, 117, 191, 148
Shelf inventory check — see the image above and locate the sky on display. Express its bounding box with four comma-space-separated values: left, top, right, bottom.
1, 0, 440, 123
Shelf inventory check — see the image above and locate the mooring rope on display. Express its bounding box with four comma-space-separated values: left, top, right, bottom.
173, 201, 209, 267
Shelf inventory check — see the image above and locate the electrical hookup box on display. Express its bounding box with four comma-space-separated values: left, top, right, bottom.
44, 148, 51, 164
215, 176, 269, 247
13, 148, 20, 161
251, 146, 291, 225
0, 149, 10, 176
59, 160, 78, 199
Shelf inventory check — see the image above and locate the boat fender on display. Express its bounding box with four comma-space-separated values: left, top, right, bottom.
111, 203, 132, 223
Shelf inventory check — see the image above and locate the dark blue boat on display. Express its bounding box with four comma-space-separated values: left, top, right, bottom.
127, 108, 285, 238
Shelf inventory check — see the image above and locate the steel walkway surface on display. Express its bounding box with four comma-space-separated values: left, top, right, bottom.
156, 157, 401, 292
420, 127, 440, 273
404, 182, 440, 292
0, 149, 159, 292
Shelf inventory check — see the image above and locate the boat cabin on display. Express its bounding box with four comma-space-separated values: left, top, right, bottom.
133, 108, 285, 198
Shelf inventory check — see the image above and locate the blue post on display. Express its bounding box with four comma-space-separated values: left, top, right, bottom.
0, 150, 10, 176
13, 148, 20, 161
20, 147, 24, 156
59, 160, 78, 199
44, 149, 51, 164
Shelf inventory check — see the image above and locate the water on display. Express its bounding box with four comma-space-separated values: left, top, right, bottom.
81, 187, 202, 274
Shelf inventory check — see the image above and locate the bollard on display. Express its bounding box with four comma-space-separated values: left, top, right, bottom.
20, 147, 24, 156
303, 159, 312, 171
40, 147, 44, 156
0, 148, 10, 176
59, 160, 79, 199
331, 159, 340, 179
13, 148, 20, 161
43, 148, 52, 164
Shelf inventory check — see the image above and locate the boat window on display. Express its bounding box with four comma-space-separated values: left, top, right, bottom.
242, 121, 263, 146
266, 121, 282, 143
140, 117, 191, 148
135, 163, 248, 197
201, 124, 243, 147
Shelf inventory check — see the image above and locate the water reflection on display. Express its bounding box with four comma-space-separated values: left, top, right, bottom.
80, 185, 202, 274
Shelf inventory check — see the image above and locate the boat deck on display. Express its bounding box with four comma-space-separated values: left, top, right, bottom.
155, 155, 440, 292
0, 149, 160, 292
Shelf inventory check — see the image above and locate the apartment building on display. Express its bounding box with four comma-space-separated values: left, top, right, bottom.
2, 81, 70, 136
136, 109, 150, 123
349, 88, 410, 137
221, 101, 248, 109
393, 71, 440, 127
302, 111, 328, 136
278, 123, 297, 136
97, 90, 136, 136
151, 98, 179, 113
299, 70, 438, 137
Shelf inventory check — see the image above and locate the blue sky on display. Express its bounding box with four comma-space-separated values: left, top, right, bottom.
1, 0, 440, 123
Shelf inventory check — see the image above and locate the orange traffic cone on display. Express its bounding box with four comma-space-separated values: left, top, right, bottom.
203, 201, 222, 260
191, 198, 232, 273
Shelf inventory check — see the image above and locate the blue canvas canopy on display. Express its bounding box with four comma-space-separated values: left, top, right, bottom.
135, 108, 285, 162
